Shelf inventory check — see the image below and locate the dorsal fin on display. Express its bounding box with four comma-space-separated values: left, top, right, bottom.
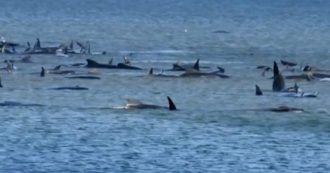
40, 67, 45, 77
193, 59, 200, 71
167, 96, 177, 110
255, 85, 263, 95
149, 68, 154, 75
273, 61, 279, 76
272, 61, 285, 91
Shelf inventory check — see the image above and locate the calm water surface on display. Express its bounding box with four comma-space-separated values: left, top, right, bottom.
0, 0, 330, 172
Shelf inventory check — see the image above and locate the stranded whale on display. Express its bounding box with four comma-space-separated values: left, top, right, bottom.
114, 96, 177, 111
86, 59, 142, 70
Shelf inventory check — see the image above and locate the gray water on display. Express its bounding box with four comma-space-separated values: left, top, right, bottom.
1, 0, 330, 172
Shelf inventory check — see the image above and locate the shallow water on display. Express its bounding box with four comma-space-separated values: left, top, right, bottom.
1, 0, 330, 172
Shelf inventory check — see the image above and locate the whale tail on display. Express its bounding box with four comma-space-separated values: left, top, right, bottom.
167, 96, 177, 111
255, 85, 263, 95
272, 61, 285, 91
193, 59, 200, 71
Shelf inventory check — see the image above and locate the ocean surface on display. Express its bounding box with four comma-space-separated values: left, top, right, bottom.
1, 0, 330, 172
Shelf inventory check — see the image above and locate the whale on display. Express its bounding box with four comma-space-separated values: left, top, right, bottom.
0, 101, 44, 107
280, 60, 297, 67
86, 59, 117, 68
114, 96, 177, 111
65, 76, 101, 80
40, 66, 75, 76
86, 59, 142, 70
265, 106, 304, 112
256, 83, 317, 98
179, 69, 230, 78
50, 86, 89, 90
272, 61, 285, 92
25, 38, 60, 54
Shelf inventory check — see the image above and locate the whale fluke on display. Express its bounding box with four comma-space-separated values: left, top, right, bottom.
272, 61, 285, 92
40, 67, 45, 77
255, 85, 263, 96
193, 59, 200, 71
167, 96, 177, 110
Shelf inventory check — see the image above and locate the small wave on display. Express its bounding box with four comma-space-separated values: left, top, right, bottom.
320, 78, 330, 82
